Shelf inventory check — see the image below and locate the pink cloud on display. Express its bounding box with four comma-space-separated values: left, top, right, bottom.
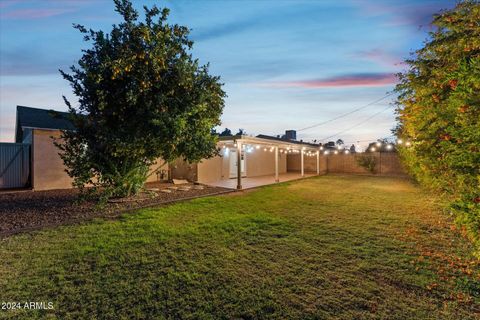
261, 73, 397, 89
1, 8, 74, 19
355, 49, 405, 68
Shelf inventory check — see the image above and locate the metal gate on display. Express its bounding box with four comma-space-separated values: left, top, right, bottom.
0, 143, 30, 189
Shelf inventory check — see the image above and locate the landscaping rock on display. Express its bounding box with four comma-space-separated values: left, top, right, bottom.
173, 179, 189, 185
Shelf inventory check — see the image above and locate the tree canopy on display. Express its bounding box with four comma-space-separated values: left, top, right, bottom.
394, 0, 479, 250
57, 0, 225, 198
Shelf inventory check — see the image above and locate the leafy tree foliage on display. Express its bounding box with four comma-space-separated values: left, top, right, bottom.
57, 0, 225, 198
219, 128, 232, 136
394, 1, 480, 250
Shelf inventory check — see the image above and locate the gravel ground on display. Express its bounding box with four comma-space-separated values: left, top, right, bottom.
0, 182, 233, 237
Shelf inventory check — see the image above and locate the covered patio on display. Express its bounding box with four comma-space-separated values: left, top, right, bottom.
207, 172, 317, 190
197, 135, 323, 190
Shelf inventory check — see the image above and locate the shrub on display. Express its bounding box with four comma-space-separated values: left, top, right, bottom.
356, 154, 377, 174
56, 0, 225, 199
394, 1, 480, 254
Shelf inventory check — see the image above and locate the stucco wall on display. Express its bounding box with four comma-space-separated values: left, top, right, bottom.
32, 129, 169, 190
32, 129, 73, 191
287, 153, 326, 173
245, 149, 287, 177
146, 158, 169, 182
197, 155, 228, 183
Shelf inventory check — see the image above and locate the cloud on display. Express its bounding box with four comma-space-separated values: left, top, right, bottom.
1, 8, 74, 19
259, 73, 396, 89
353, 0, 454, 29
354, 49, 405, 68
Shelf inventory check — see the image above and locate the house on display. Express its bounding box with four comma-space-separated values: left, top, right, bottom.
1, 106, 167, 190
172, 133, 326, 189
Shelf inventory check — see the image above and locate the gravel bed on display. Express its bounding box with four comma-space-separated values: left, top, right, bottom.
0, 182, 233, 237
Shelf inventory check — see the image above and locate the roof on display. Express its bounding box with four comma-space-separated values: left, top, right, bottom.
256, 134, 320, 147
15, 106, 75, 142
218, 135, 320, 150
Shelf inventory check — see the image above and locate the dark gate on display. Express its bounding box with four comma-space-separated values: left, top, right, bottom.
0, 143, 30, 189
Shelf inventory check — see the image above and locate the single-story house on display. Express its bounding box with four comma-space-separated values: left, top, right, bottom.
1, 106, 325, 190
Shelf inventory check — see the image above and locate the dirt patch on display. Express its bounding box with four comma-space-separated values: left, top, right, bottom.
0, 182, 233, 237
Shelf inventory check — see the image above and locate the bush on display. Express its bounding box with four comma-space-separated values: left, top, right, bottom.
356, 154, 377, 174
394, 1, 480, 254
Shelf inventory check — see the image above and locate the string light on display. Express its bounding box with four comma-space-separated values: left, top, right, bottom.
405, 141, 411, 146
397, 139, 403, 144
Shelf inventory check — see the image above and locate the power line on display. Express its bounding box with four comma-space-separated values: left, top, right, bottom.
320, 104, 394, 141
297, 92, 396, 132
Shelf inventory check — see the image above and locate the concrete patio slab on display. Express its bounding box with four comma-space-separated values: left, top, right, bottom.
206, 172, 317, 190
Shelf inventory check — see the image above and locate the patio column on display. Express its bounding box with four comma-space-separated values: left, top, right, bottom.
316, 150, 320, 175
274, 146, 279, 182
236, 141, 242, 190
301, 148, 305, 177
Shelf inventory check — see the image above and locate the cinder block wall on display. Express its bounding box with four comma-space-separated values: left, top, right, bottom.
287, 154, 327, 173
326, 153, 405, 175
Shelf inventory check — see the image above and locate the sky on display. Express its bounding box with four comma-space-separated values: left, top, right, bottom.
0, 0, 455, 147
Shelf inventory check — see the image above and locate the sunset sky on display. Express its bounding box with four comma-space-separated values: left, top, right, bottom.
0, 0, 454, 147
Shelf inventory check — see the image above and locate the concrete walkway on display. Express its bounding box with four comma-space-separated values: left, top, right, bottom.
206, 172, 317, 190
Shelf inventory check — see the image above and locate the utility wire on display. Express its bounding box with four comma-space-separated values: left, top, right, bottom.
320, 104, 394, 141
297, 92, 396, 132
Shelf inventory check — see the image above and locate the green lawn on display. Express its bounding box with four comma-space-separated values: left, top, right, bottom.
1, 175, 479, 319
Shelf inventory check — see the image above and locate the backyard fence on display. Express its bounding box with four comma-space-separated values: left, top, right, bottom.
287, 152, 405, 176
0, 143, 30, 189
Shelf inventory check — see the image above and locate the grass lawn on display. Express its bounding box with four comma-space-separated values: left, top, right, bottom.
0, 175, 479, 319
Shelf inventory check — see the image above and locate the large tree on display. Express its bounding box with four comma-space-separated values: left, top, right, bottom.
57, 0, 225, 198
394, 1, 479, 249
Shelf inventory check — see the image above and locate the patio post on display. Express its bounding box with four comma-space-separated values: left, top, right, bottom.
316, 150, 320, 175
275, 146, 279, 182
236, 140, 242, 190
301, 148, 305, 177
